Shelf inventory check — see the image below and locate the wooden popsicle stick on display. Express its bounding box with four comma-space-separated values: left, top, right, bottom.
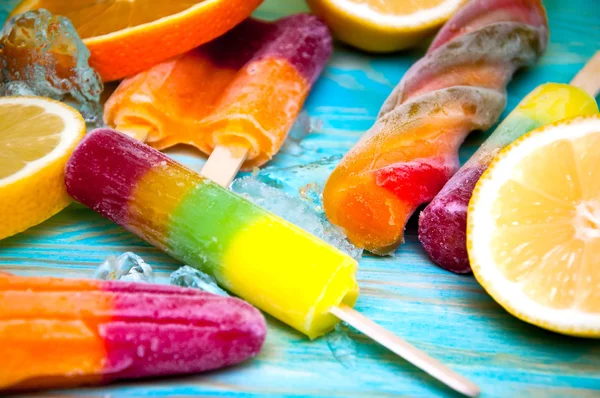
115, 124, 154, 142
201, 145, 249, 187
570, 51, 600, 96
330, 305, 480, 397
114, 126, 247, 187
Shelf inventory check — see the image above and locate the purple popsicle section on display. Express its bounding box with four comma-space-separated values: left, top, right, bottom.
418, 163, 487, 274
101, 281, 267, 380
65, 128, 163, 224
205, 14, 332, 84
264, 14, 332, 84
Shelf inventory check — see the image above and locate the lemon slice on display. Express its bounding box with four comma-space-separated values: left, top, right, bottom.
468, 114, 600, 337
307, 0, 467, 52
0, 97, 85, 240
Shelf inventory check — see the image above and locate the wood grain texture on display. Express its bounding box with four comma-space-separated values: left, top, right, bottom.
1, 0, 600, 397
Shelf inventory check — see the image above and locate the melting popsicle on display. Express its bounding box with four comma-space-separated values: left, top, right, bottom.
1, 274, 266, 390
419, 82, 599, 273
104, 14, 332, 185
65, 129, 480, 397
322, 0, 549, 255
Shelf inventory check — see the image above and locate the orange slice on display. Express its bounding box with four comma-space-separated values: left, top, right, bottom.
306, 0, 467, 52
11, 0, 263, 81
468, 114, 600, 337
0, 97, 85, 240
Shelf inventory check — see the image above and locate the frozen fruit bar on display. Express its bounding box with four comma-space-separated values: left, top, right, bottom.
322, 0, 548, 255
0, 273, 266, 390
65, 129, 359, 339
104, 14, 332, 170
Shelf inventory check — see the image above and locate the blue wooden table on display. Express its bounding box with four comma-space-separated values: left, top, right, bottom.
1, 1, 599, 397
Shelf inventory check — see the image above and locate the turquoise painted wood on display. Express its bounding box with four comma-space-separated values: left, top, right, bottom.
1, 0, 600, 396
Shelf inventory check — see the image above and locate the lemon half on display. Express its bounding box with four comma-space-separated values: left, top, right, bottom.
469, 114, 600, 337
0, 96, 85, 240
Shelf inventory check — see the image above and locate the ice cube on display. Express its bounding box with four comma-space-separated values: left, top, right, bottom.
95, 252, 154, 283
170, 265, 229, 296
232, 160, 362, 260
0, 9, 103, 123
326, 322, 357, 369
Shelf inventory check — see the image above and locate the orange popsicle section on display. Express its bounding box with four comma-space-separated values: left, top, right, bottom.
190, 57, 310, 168
0, 275, 107, 390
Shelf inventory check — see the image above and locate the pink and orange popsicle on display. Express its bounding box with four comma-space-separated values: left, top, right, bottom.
1, 273, 266, 390
104, 14, 332, 170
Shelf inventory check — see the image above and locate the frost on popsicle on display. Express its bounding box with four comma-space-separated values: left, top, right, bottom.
170, 265, 229, 297
232, 157, 362, 260
0, 273, 267, 390
95, 252, 154, 283
0, 10, 103, 123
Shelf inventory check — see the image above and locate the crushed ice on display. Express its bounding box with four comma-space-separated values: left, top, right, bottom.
95, 252, 154, 283
253, 155, 342, 192
170, 265, 229, 296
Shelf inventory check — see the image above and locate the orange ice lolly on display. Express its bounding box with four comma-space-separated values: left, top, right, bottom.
104, 14, 332, 171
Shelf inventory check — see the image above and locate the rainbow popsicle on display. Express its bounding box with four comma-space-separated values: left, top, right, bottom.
104, 14, 332, 170
1, 273, 266, 390
65, 129, 359, 339
419, 83, 599, 273
322, 0, 548, 255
